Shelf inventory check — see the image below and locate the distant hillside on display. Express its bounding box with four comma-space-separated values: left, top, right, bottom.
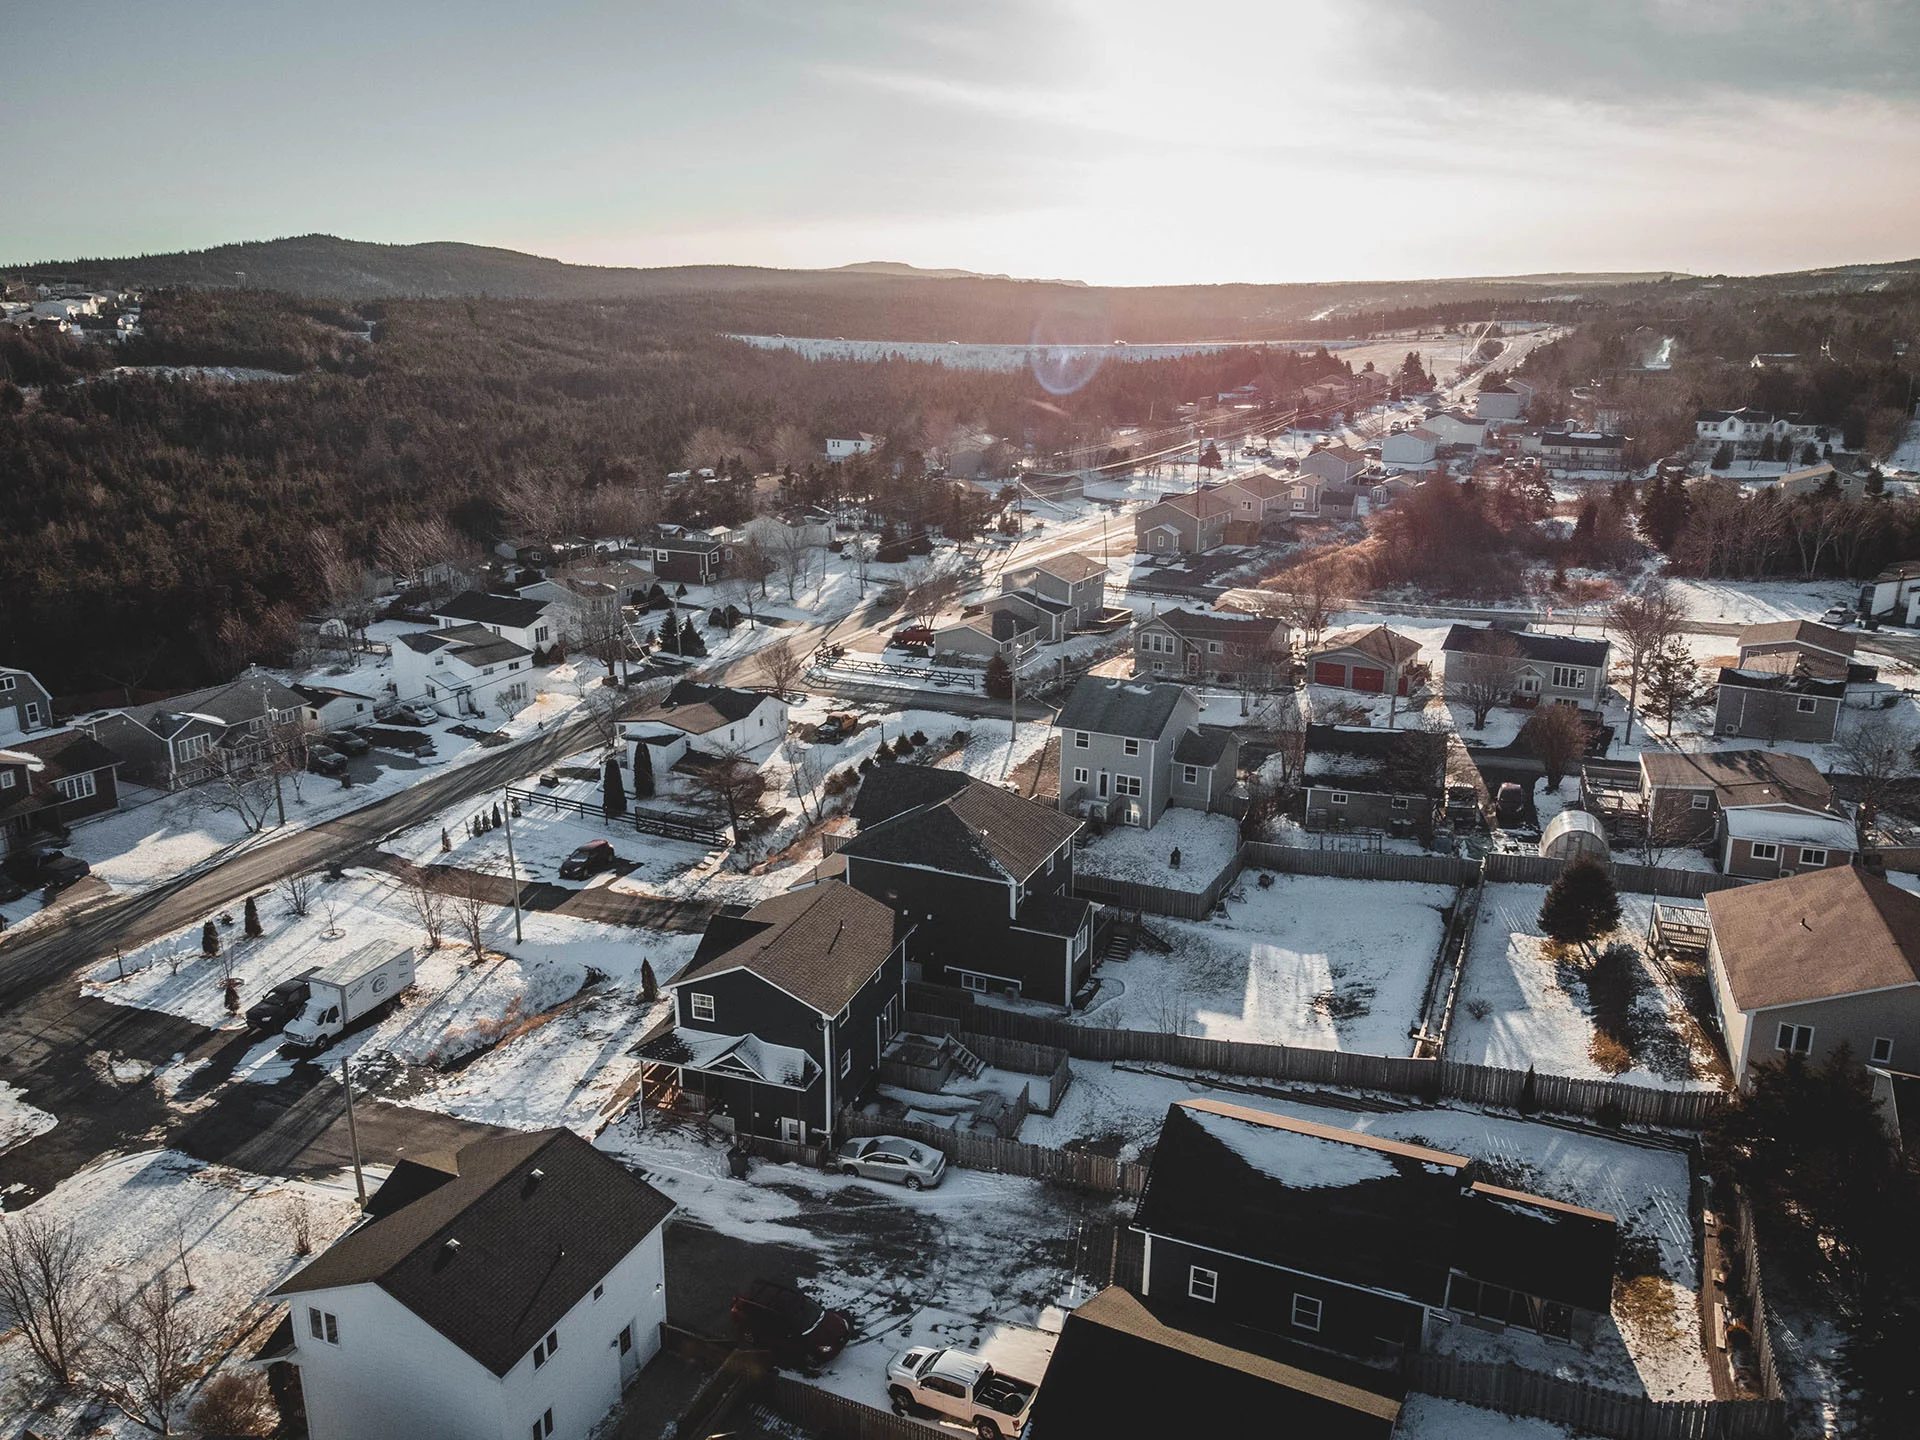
830, 260, 1089, 286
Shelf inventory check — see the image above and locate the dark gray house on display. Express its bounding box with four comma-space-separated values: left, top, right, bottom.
1302, 725, 1446, 839
638, 884, 907, 1145
1714, 668, 1847, 745
81, 668, 308, 790
1133, 1100, 1618, 1365
1132, 608, 1285, 685
838, 773, 1091, 1008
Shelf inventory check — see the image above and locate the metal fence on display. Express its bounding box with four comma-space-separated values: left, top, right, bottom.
840, 1109, 1148, 1196
1406, 1356, 1785, 1440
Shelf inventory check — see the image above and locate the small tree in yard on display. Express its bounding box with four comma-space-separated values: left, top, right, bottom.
1538, 858, 1621, 961
403, 871, 448, 950
1446, 635, 1524, 731
201, 921, 219, 958
686, 747, 768, 841
189, 1370, 278, 1438
641, 959, 659, 1003
602, 756, 627, 821
679, 617, 707, 657
984, 653, 1013, 700
279, 872, 315, 917
452, 868, 492, 960
0, 1213, 94, 1386
1522, 703, 1591, 794
243, 895, 262, 938
95, 1267, 204, 1436
757, 635, 805, 699
633, 740, 655, 799
1608, 583, 1686, 744
1831, 714, 1920, 832
1640, 644, 1704, 738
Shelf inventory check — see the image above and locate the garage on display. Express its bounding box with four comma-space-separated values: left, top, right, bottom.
1312, 661, 1346, 687
1351, 666, 1386, 693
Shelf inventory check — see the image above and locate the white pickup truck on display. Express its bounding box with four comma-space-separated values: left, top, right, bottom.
281, 943, 416, 1055
886, 1346, 1037, 1440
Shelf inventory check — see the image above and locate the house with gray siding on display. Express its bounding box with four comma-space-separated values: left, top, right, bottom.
1303, 726, 1446, 839
1133, 608, 1285, 685
1714, 668, 1846, 745
81, 668, 309, 790
1053, 677, 1238, 829
0, 667, 55, 741
1439, 624, 1610, 713
1705, 867, 1920, 1086
1134, 491, 1230, 556
997, 552, 1110, 632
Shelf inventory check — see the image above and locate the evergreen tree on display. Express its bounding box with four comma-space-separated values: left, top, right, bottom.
1642, 644, 1702, 737
679, 617, 707, 656
243, 895, 262, 938
984, 652, 1013, 700
641, 959, 659, 1004
602, 756, 627, 820
1516, 1065, 1539, 1114
1199, 442, 1223, 472
1711, 441, 1733, 470
1537, 858, 1620, 960
202, 920, 220, 958
633, 741, 655, 799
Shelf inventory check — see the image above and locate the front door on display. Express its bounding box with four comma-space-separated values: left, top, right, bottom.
617, 1324, 639, 1388
1097, 772, 1110, 799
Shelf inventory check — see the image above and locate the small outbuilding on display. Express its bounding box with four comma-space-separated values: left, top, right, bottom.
1540, 809, 1610, 863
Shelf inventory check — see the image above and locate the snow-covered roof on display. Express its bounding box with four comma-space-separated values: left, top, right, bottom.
639, 1026, 820, 1089
1721, 807, 1857, 850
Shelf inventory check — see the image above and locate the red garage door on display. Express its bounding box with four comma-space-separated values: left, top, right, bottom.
1312, 662, 1346, 687
1352, 667, 1386, 693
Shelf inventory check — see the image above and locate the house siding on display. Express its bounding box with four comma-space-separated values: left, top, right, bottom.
1059, 730, 1168, 828
1732, 985, 1920, 1086
1714, 685, 1841, 745
1722, 836, 1853, 881
673, 967, 828, 1135
1305, 786, 1428, 835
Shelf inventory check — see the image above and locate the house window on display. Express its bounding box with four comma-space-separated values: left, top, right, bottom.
54, 772, 97, 801
839, 1048, 852, 1078
1074, 731, 1089, 749
689, 993, 715, 1022
1182, 765, 1199, 784
308, 1308, 339, 1345
1291, 1294, 1323, 1332
179, 734, 212, 761
959, 972, 989, 994
1391, 796, 1410, 811
1777, 1023, 1814, 1055
1872, 1036, 1895, 1065
1124, 738, 1140, 757
1207, 641, 1222, 655
1690, 793, 1710, 810
535, 626, 550, 644
0, 676, 12, 692
533, 1329, 559, 1368
1073, 767, 1089, 784
1330, 792, 1349, 806
1799, 848, 1828, 867
1795, 697, 1818, 714
0, 771, 12, 790
1188, 1266, 1218, 1302
594, 1283, 605, 1301
1115, 775, 1142, 797
531, 1409, 554, 1440
1750, 842, 1779, 862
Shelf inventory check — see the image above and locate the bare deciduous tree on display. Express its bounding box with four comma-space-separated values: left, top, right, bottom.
1266, 564, 1339, 654
188, 755, 277, 834
94, 1267, 205, 1436
756, 637, 806, 699
1608, 583, 1687, 745
1832, 713, 1920, 829
846, 532, 878, 598
451, 867, 494, 961
770, 525, 823, 604
278, 871, 315, 918
188, 1370, 278, 1438
685, 746, 768, 842
0, 1213, 94, 1386
901, 562, 966, 628
402, 871, 447, 950
280, 1195, 316, 1257
1522, 702, 1592, 794
1445, 635, 1525, 730
376, 516, 479, 598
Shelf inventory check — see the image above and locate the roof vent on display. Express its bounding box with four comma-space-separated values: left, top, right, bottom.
443, 1238, 461, 1253
530, 1167, 545, 1181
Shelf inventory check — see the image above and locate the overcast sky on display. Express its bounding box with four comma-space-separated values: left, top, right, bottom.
7, 0, 1919, 285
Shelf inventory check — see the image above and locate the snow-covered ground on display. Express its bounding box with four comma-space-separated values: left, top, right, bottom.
1667, 578, 1856, 628
1451, 887, 1723, 1091
1394, 1397, 1586, 1439
0, 1149, 362, 1440
1073, 810, 1241, 887
1076, 874, 1452, 1054
1, 1079, 56, 1157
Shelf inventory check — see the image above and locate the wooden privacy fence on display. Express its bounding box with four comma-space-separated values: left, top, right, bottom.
760, 1375, 931, 1440
841, 1109, 1148, 1197
901, 1013, 1074, 1114
1484, 850, 1746, 898
903, 984, 1728, 1129
1407, 1355, 1786, 1440
1243, 840, 1481, 886
1071, 869, 1230, 921
1735, 1195, 1784, 1403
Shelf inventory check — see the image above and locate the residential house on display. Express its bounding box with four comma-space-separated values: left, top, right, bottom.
1379, 427, 1439, 473
1025, 1286, 1402, 1440
0, 667, 55, 739
1053, 677, 1239, 828
1132, 1099, 1617, 1365
997, 552, 1111, 634
837, 776, 1091, 1007
638, 884, 907, 1142
1302, 726, 1446, 838
739, 512, 834, 554
825, 433, 883, 462
1473, 379, 1535, 422
82, 669, 308, 790
1705, 867, 1920, 1085
516, 576, 622, 647
1523, 430, 1628, 473
0, 729, 122, 854
1863, 561, 1920, 621
294, 684, 378, 731
1284, 472, 1326, 518
1734, 620, 1858, 682
640, 525, 727, 586
393, 626, 533, 719
629, 679, 788, 757
1694, 408, 1825, 459
1299, 445, 1369, 487
1132, 608, 1284, 685
1134, 491, 1231, 556
1305, 626, 1423, 696
1637, 750, 1855, 878
1438, 625, 1611, 712
272, 1128, 673, 1440
1207, 470, 1296, 539
932, 610, 1038, 665
1751, 461, 1866, 501
1715, 669, 1848, 745
430, 591, 557, 654
1419, 412, 1489, 450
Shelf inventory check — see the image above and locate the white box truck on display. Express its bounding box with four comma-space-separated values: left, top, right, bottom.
281, 943, 416, 1055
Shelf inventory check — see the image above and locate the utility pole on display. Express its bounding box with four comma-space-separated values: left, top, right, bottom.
341, 1058, 367, 1210
258, 670, 287, 828
501, 789, 525, 944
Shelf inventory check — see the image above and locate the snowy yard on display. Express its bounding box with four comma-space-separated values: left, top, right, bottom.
1073, 809, 1240, 887
1451, 886, 1724, 1091
1, 1079, 56, 1157
1076, 874, 1452, 1054
0, 1149, 362, 1440
1667, 578, 1856, 627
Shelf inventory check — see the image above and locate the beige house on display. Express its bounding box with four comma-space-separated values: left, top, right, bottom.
1134, 491, 1231, 555
1637, 750, 1855, 879
1705, 867, 1920, 1085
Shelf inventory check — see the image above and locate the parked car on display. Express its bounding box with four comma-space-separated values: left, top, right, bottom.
376, 703, 436, 727
325, 729, 372, 756
832, 1136, 947, 1190
246, 970, 318, 1034
729, 1280, 851, 1365
4, 850, 90, 896
815, 716, 850, 742
1821, 605, 1854, 627
307, 745, 349, 777
886, 1346, 1036, 1440
559, 840, 619, 881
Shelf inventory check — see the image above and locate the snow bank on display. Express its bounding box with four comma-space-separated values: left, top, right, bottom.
0, 1080, 55, 1157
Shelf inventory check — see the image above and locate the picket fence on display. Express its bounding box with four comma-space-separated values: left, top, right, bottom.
1407, 1356, 1785, 1440
841, 1108, 1148, 1197
904, 986, 1727, 1129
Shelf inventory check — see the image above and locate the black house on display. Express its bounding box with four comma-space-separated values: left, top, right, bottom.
638, 884, 906, 1145
1302, 724, 1447, 838
836, 774, 1091, 1008
1133, 1100, 1617, 1366
1026, 1287, 1402, 1440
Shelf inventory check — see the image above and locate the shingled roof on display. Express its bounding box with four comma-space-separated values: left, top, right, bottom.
431, 590, 552, 630
836, 776, 1081, 886
1639, 749, 1833, 813
672, 882, 900, 1015
1310, 625, 1422, 668
635, 679, 773, 736
1441, 623, 1609, 669
1054, 677, 1190, 740
275, 1129, 672, 1378
1142, 608, 1284, 647
1706, 867, 1920, 1011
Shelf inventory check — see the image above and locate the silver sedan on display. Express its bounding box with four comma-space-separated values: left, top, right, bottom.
832, 1136, 948, 1190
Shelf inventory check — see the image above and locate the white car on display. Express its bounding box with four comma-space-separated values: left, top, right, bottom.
831, 1136, 947, 1190
887, 1346, 1036, 1440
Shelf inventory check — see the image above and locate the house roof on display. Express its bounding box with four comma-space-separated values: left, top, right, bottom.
114, 669, 308, 733
635, 680, 774, 737
837, 776, 1081, 886
431, 590, 551, 630
671, 882, 900, 1016
1024, 1288, 1403, 1440
1737, 620, 1854, 659
1715, 667, 1846, 699
1302, 725, 1445, 793
1639, 749, 1832, 812
1025, 552, 1107, 583
1143, 491, 1231, 522
1014, 889, 1095, 939
293, 683, 376, 705
1310, 444, 1368, 466
1721, 807, 1857, 851
274, 1129, 673, 1378
848, 764, 974, 828
1141, 608, 1283, 647
1214, 471, 1292, 501
1054, 677, 1190, 740
1706, 867, 1920, 1011
1310, 625, 1421, 668
1173, 726, 1234, 767
1440, 624, 1610, 669
12, 727, 120, 781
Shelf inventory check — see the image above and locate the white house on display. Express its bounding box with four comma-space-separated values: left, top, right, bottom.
1474, 379, 1534, 422
825, 433, 883, 462
630, 679, 789, 756
273, 1129, 674, 1440
431, 591, 558, 653
294, 684, 379, 731
515, 577, 622, 646
1379, 427, 1440, 472
1419, 412, 1489, 449
393, 625, 534, 718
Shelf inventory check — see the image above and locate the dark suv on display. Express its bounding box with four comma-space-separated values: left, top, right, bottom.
245, 971, 317, 1034
730, 1280, 851, 1365
559, 840, 618, 880
3, 850, 90, 897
